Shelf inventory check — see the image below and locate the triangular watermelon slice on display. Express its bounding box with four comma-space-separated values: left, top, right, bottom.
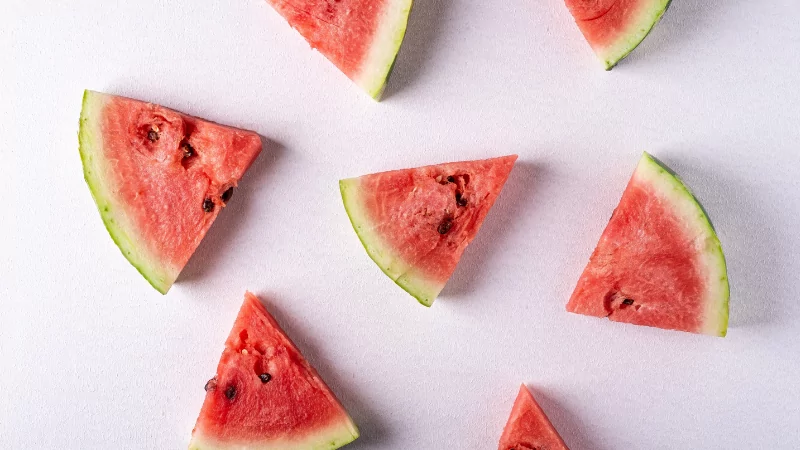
565, 0, 671, 69
263, 0, 413, 99
498, 385, 569, 450
189, 292, 359, 450
567, 152, 729, 336
340, 155, 517, 306
78, 90, 262, 294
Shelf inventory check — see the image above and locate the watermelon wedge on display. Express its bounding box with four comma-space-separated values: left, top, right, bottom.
565, 0, 671, 69
263, 0, 413, 99
567, 152, 729, 336
498, 385, 569, 450
78, 90, 262, 294
189, 292, 359, 450
340, 155, 517, 306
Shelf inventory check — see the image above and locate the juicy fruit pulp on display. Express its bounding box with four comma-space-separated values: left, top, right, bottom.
340, 155, 518, 306
565, 0, 671, 69
79, 91, 262, 294
567, 153, 729, 336
264, 0, 413, 99
498, 385, 569, 450
189, 292, 359, 450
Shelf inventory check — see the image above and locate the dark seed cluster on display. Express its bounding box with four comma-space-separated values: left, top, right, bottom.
203, 198, 215, 213
224, 385, 237, 401
438, 217, 453, 235
147, 129, 159, 142
221, 187, 234, 203
455, 192, 468, 207
182, 142, 195, 158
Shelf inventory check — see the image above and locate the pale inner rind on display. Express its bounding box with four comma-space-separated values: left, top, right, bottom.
339, 178, 444, 306
353, 0, 414, 99
595, 0, 671, 69
634, 153, 729, 336
188, 421, 359, 450
79, 90, 176, 293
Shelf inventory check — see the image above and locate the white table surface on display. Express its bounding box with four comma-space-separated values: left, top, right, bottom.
3, 0, 800, 448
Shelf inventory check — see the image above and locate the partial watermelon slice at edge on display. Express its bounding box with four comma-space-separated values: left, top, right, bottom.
79, 90, 262, 293
340, 156, 518, 306
565, 0, 672, 69
353, 0, 414, 98
567, 152, 729, 336
189, 292, 359, 450
498, 385, 569, 450
264, 0, 413, 99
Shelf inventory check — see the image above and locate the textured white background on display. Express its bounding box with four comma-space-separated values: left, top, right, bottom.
2, 0, 800, 448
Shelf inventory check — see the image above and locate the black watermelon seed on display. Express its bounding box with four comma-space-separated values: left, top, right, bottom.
446, 176, 455, 183
147, 129, 159, 142
224, 385, 237, 400
438, 217, 453, 235
221, 187, 234, 203
455, 192, 467, 207
259, 373, 272, 384
202, 198, 215, 213
182, 142, 195, 158
204, 377, 217, 392
622, 299, 634, 306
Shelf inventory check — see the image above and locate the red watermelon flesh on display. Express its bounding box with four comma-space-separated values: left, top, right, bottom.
564, 0, 671, 69
79, 91, 262, 294
189, 292, 359, 450
340, 155, 518, 306
498, 385, 569, 450
264, 0, 413, 99
567, 153, 729, 336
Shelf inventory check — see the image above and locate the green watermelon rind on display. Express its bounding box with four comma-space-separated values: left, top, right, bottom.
78, 90, 175, 294
188, 421, 359, 450
339, 178, 442, 307
354, 0, 414, 99
637, 152, 729, 336
598, 0, 672, 70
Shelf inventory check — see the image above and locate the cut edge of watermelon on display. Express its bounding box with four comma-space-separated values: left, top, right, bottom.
353, 0, 414, 100
189, 420, 359, 450
78, 90, 176, 294
636, 152, 729, 336
339, 178, 443, 306
595, 0, 672, 70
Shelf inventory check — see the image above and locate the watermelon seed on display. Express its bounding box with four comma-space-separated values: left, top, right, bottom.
224, 385, 237, 401
259, 373, 272, 384
182, 142, 195, 158
203, 198, 215, 213
438, 217, 453, 235
221, 187, 234, 203
622, 299, 634, 306
147, 128, 159, 142
446, 176, 455, 183
204, 377, 217, 392
455, 192, 467, 207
